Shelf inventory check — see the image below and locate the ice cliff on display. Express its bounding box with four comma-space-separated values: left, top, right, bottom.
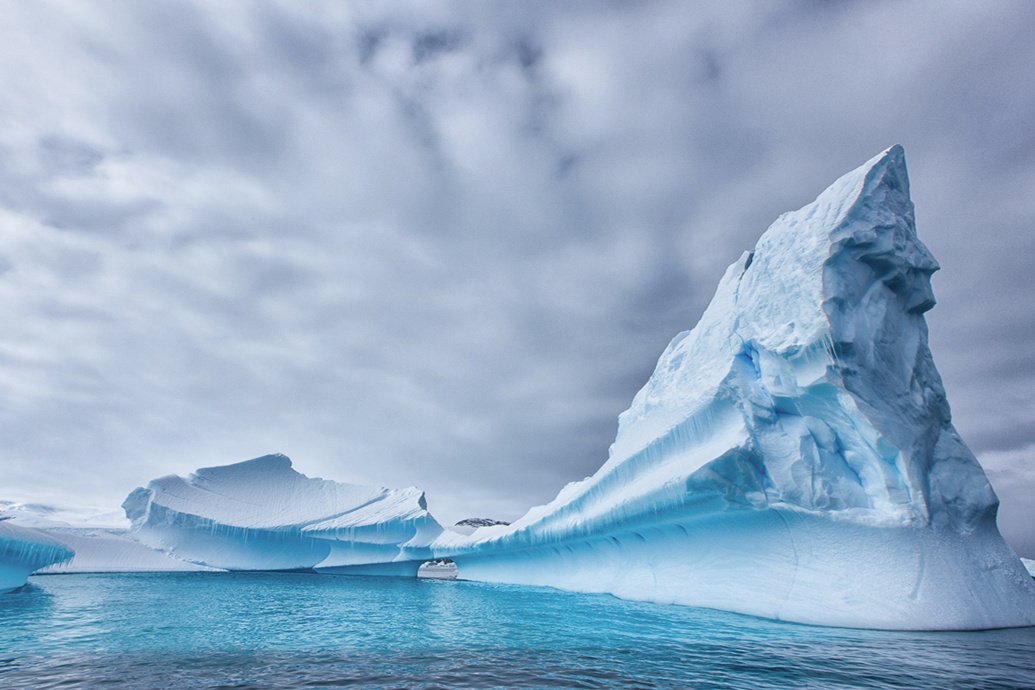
0, 521, 74, 591
124, 454, 443, 572
432, 146, 1035, 630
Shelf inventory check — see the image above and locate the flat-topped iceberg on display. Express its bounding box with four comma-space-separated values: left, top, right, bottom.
432, 146, 1035, 630
0, 521, 74, 591
124, 454, 443, 572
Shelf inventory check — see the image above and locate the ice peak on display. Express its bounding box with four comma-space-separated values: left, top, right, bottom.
809, 144, 909, 232
864, 143, 908, 190
853, 144, 908, 196
528, 145, 995, 538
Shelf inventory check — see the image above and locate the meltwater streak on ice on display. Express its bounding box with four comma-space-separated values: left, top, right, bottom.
123, 454, 444, 573
432, 146, 1035, 630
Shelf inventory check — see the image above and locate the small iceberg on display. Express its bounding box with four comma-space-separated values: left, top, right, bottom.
0, 520, 74, 592
124, 454, 443, 573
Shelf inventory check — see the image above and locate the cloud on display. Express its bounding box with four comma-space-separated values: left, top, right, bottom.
0, 0, 1032, 558
980, 445, 1035, 558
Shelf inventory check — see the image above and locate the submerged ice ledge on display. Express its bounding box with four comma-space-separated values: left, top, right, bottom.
17, 146, 1032, 631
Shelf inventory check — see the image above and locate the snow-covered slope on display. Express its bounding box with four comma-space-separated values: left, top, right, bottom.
0, 521, 74, 591
124, 454, 443, 572
432, 146, 1035, 630
0, 500, 128, 530
1, 502, 214, 573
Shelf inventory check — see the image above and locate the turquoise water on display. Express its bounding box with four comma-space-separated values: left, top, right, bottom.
1, 573, 1033, 689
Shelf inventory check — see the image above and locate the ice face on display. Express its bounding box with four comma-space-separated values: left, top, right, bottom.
0, 521, 74, 592
431, 146, 1035, 630
123, 454, 443, 571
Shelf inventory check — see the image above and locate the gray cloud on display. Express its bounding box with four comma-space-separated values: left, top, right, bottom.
981, 445, 1035, 558
0, 1, 1033, 553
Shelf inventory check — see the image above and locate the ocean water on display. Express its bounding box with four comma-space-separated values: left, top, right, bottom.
1, 573, 1033, 689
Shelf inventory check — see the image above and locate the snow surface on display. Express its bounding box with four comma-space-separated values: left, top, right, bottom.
430, 146, 1035, 630
1, 501, 213, 573
0, 521, 73, 591
0, 500, 128, 530
1023, 558, 1035, 579
124, 454, 443, 571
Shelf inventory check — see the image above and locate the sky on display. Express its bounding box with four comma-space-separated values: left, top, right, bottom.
0, 1, 1032, 555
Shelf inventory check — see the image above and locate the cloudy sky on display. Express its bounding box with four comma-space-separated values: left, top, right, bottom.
1, 1, 1032, 554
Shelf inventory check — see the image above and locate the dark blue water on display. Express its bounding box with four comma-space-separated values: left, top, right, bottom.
1, 573, 1033, 689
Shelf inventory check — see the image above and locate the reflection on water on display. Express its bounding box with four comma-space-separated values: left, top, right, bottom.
1, 572, 1033, 689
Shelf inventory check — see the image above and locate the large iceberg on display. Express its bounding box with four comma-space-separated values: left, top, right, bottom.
0, 520, 74, 592
432, 146, 1035, 630
124, 454, 443, 573
106, 147, 1033, 630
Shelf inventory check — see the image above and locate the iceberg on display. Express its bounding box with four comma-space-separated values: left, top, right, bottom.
103, 147, 1032, 629
124, 454, 443, 573
431, 146, 1035, 630
0, 501, 214, 573
0, 520, 74, 592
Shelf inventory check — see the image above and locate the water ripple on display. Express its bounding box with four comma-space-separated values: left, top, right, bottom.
0, 573, 1032, 689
